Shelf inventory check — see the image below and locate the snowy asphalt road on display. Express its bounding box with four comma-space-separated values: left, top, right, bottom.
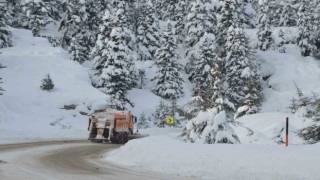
0, 141, 189, 180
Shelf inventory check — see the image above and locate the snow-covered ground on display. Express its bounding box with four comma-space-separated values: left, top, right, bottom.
0, 28, 108, 144
106, 128, 320, 180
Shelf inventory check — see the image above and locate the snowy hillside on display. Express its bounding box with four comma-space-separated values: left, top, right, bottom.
0, 28, 108, 143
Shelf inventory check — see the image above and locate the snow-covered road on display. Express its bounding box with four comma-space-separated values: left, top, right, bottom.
0, 141, 190, 180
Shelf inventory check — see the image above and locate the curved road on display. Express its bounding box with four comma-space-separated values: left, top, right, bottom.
0, 141, 190, 180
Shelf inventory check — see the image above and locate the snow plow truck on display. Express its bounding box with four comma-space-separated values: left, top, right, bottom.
88, 109, 137, 144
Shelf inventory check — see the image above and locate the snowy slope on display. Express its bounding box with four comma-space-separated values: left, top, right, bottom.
0, 28, 108, 144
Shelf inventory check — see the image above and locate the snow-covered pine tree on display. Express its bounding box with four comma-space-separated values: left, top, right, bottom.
138, 69, 146, 89
185, 0, 217, 84
93, 1, 135, 110
137, 112, 149, 129
225, 26, 262, 118
278, 3, 296, 27
256, 0, 274, 51
295, 90, 320, 144
152, 21, 183, 100
5, 0, 23, 27
40, 74, 54, 91
153, 100, 170, 127
154, 0, 165, 20
66, 0, 92, 64
190, 33, 216, 105
136, 0, 160, 61
211, 54, 230, 112
21, 0, 51, 36
91, 9, 113, 85
216, 0, 239, 53
241, 0, 257, 29
174, 0, 187, 39
268, 0, 282, 27
185, 0, 208, 49
277, 29, 286, 53
161, 0, 178, 21
313, 0, 320, 59
182, 108, 240, 144
0, 4, 12, 48
297, 2, 316, 57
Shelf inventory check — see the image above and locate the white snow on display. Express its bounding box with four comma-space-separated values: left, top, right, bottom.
0, 28, 108, 144
106, 128, 320, 180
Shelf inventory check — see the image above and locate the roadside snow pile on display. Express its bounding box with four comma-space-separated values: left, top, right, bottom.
0, 28, 108, 144
106, 128, 320, 180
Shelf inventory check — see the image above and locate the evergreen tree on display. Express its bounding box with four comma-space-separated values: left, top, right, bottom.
92, 1, 135, 110
65, 0, 93, 64
211, 54, 231, 112
297, 2, 316, 57
0, 4, 12, 48
242, 0, 257, 28
185, 0, 208, 49
153, 100, 170, 127
40, 74, 54, 91
136, 0, 160, 61
21, 0, 52, 36
161, 0, 178, 21
185, 0, 217, 84
137, 69, 146, 89
91, 9, 113, 85
257, 0, 274, 51
279, 3, 296, 27
314, 0, 320, 59
182, 108, 240, 144
174, 0, 187, 39
190, 33, 215, 104
154, 0, 165, 20
216, 0, 239, 52
152, 21, 184, 100
5, 0, 23, 27
294, 90, 320, 144
277, 29, 286, 53
137, 112, 149, 129
225, 27, 262, 118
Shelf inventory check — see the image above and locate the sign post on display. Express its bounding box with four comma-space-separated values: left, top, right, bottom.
286, 117, 289, 147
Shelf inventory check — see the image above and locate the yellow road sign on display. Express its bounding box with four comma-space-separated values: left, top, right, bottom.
166, 116, 175, 125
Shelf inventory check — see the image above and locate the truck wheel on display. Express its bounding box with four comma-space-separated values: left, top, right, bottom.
123, 133, 129, 144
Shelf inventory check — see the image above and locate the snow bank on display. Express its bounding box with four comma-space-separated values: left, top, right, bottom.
106, 128, 320, 180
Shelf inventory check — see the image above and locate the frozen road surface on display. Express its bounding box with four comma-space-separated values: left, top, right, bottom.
0, 141, 188, 180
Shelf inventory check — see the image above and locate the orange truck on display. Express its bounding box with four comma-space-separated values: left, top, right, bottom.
88, 109, 137, 143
